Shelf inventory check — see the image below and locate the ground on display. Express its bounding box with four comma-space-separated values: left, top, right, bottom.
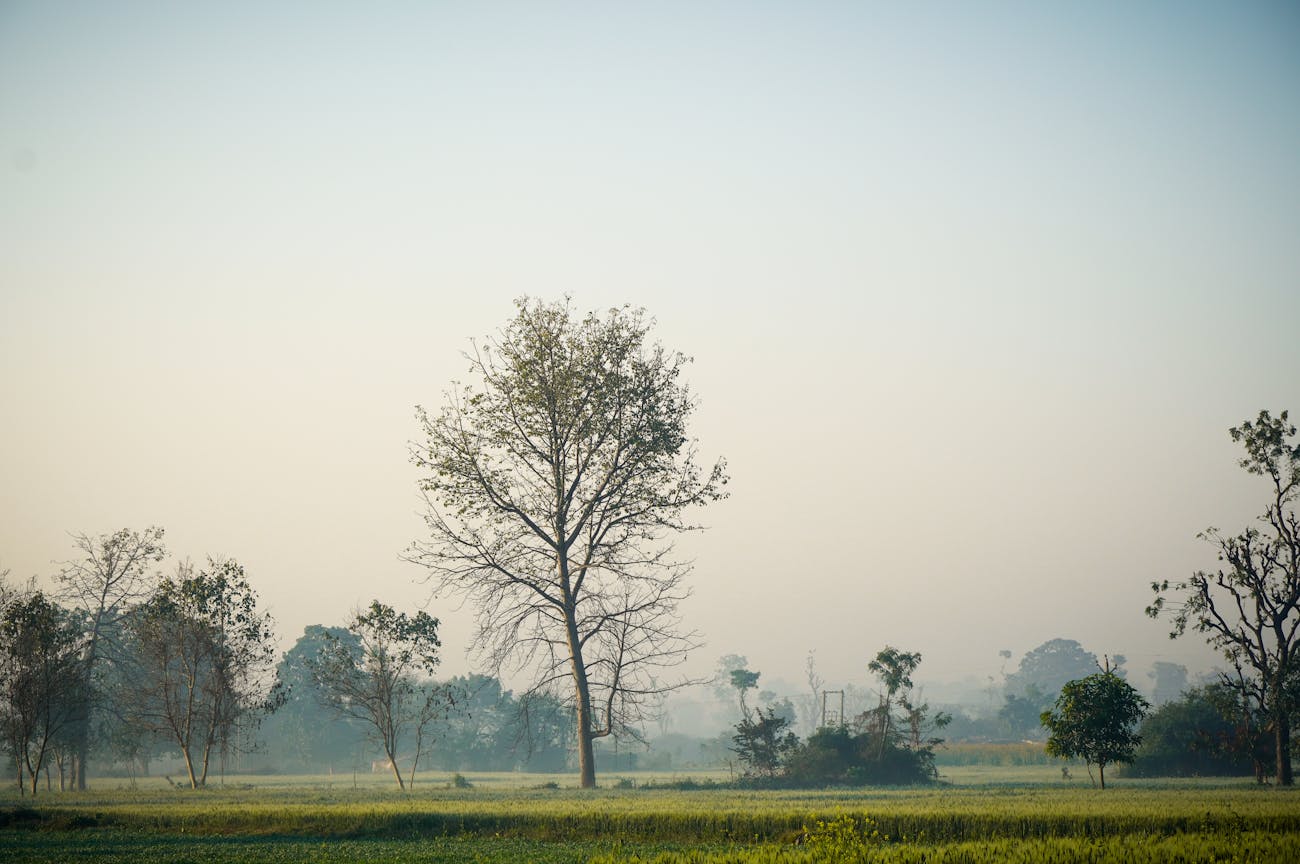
3, 765, 1298, 862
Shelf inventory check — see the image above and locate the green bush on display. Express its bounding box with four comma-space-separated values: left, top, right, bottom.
1120, 687, 1260, 778
774, 726, 939, 787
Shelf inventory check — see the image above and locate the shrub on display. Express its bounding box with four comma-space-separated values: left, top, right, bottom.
1121, 687, 1261, 778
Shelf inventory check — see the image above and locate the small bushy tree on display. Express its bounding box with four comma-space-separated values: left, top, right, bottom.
1041, 669, 1148, 789
731, 707, 798, 778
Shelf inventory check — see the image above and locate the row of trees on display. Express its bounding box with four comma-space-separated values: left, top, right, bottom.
1123, 684, 1275, 780
266, 633, 573, 780
7, 293, 1297, 792
1, 542, 280, 793
1039, 410, 1300, 789
404, 299, 1297, 790
3, 297, 727, 795
2, 529, 588, 795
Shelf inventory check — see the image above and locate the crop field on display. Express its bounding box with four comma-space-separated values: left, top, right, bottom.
3, 770, 1299, 863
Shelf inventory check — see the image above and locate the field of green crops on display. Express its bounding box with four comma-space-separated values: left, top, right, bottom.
3, 769, 1299, 862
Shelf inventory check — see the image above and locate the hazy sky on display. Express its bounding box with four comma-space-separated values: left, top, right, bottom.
2, 2, 1297, 701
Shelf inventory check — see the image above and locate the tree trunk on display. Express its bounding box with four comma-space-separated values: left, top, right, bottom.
576, 718, 596, 788
572, 658, 598, 788
565, 609, 598, 789
74, 721, 88, 790
199, 735, 214, 788
388, 751, 406, 790
180, 746, 199, 789
1098, 761, 1106, 790
1277, 711, 1293, 786
381, 731, 405, 790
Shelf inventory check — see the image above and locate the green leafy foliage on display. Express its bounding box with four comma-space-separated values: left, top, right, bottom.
1041, 671, 1148, 788
731, 708, 798, 778
1122, 686, 1262, 778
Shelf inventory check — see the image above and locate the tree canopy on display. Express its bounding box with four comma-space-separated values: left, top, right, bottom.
121, 559, 280, 789
1005, 639, 1100, 700
1041, 668, 1148, 789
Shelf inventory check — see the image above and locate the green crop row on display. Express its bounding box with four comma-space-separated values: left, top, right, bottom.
5, 782, 1298, 843
593, 832, 1300, 864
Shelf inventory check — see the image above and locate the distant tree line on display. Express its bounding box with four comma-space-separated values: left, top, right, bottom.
6, 408, 1297, 791
1, 531, 280, 793
0, 528, 573, 795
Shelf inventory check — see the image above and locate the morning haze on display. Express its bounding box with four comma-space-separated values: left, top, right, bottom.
2, 2, 1297, 713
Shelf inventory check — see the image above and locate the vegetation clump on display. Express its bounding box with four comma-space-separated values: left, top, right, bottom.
730, 647, 949, 787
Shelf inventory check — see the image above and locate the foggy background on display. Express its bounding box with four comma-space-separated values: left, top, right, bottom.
3, 2, 1297, 710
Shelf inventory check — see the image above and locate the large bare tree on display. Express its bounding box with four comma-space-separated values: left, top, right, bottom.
1148, 409, 1300, 786
56, 526, 166, 789
408, 298, 727, 788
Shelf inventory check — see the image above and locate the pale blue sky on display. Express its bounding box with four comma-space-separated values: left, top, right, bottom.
2, 2, 1298, 697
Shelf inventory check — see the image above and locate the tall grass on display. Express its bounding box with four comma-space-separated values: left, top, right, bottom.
5, 779, 1297, 843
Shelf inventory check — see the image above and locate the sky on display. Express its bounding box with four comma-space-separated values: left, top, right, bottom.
2, 1, 1298, 708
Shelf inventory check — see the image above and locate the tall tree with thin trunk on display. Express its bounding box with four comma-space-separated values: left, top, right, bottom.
867, 646, 921, 759
409, 298, 728, 788
0, 581, 84, 795
56, 527, 166, 790
1148, 410, 1300, 786
306, 602, 448, 791
122, 559, 279, 789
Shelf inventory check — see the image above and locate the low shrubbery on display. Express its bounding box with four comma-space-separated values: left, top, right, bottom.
729, 647, 949, 787
1120, 686, 1264, 779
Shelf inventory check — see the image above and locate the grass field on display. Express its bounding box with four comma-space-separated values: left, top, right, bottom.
3, 768, 1298, 862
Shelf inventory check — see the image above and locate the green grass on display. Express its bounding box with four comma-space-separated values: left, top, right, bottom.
3, 769, 1298, 862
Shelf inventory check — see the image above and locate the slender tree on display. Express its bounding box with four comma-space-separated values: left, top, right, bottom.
0, 583, 85, 795
122, 559, 279, 788
801, 650, 824, 735
56, 527, 166, 789
1148, 410, 1300, 785
409, 298, 727, 788
867, 647, 921, 759
306, 602, 448, 790
730, 668, 760, 721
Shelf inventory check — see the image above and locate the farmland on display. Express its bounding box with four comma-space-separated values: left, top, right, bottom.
3, 768, 1298, 863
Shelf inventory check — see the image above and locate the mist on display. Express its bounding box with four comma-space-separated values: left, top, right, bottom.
2, 2, 1298, 777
